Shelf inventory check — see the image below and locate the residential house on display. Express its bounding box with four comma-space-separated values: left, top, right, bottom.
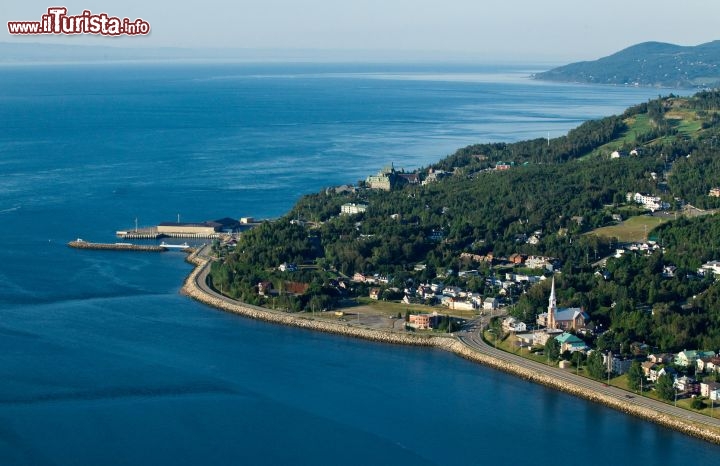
502, 317, 527, 333
675, 350, 716, 367
642, 361, 658, 380
706, 358, 720, 374
408, 314, 431, 330
556, 332, 588, 353
443, 286, 464, 298
483, 297, 499, 310
674, 376, 699, 394
278, 262, 298, 272
675, 350, 698, 367
369, 288, 381, 300
628, 192, 670, 212
602, 353, 633, 375
709, 187, 720, 197
421, 169, 448, 186
340, 203, 368, 215
533, 329, 564, 346
525, 255, 554, 271
656, 366, 677, 382
697, 357, 720, 373
508, 253, 527, 265
701, 382, 720, 400
443, 297, 475, 311
257, 281, 274, 297
397, 172, 420, 185
648, 353, 673, 364
699, 260, 720, 276
430, 282, 445, 294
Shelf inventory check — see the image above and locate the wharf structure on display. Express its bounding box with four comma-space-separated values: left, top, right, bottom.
68, 240, 167, 252
117, 217, 244, 239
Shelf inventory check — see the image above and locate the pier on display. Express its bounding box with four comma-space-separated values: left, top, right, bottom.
116, 227, 219, 240
68, 239, 167, 252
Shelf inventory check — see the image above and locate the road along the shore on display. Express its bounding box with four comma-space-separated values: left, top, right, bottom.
181, 246, 720, 445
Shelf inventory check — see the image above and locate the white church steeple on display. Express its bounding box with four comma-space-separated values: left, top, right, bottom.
547, 276, 557, 329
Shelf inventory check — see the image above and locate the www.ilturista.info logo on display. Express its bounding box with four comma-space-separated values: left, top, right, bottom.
8, 7, 150, 36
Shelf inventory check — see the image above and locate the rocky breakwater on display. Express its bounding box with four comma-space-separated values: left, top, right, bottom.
447, 340, 720, 445
182, 253, 454, 349
181, 252, 720, 445
68, 240, 166, 252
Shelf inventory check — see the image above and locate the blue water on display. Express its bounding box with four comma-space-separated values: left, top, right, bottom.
0, 62, 717, 465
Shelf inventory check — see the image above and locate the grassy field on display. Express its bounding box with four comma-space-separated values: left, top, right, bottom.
620, 114, 653, 144
591, 214, 671, 242
351, 297, 478, 320
666, 109, 703, 135
583, 108, 704, 160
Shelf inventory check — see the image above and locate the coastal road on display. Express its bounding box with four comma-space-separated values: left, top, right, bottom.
457, 320, 720, 430
192, 245, 263, 310
190, 248, 720, 431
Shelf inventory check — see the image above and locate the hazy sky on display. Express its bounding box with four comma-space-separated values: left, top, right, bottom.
3, 1, 719, 62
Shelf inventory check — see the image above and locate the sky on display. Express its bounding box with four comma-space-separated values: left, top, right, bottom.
2, 0, 720, 63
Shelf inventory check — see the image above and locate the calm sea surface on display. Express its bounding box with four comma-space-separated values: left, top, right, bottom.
0, 62, 717, 465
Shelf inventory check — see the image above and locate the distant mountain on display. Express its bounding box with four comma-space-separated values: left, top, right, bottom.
534, 41, 720, 88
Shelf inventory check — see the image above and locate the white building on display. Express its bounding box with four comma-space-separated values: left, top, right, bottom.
502, 316, 527, 333
699, 260, 720, 276
628, 192, 669, 212
340, 203, 368, 215
483, 297, 499, 310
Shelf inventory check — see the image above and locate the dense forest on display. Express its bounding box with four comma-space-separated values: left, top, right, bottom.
211, 91, 720, 352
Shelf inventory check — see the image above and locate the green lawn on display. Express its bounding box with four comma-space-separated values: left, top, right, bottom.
591, 214, 671, 242
620, 114, 654, 144
353, 297, 478, 320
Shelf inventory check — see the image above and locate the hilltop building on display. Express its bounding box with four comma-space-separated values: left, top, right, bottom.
627, 192, 670, 212
365, 163, 418, 191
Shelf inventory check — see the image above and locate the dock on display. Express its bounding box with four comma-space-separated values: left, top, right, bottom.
68, 239, 167, 252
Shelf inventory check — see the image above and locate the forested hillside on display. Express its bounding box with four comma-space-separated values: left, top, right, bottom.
534, 40, 720, 88
211, 90, 720, 351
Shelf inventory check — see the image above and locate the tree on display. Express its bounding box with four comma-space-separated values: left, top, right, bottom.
571, 351, 585, 368
627, 361, 645, 392
691, 397, 706, 410
587, 351, 606, 380
656, 373, 676, 401
544, 337, 560, 363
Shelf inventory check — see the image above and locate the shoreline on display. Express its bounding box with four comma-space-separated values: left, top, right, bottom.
181, 247, 720, 446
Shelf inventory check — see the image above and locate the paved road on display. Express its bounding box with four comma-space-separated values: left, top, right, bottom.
192, 245, 273, 313
457, 318, 720, 430
191, 250, 719, 430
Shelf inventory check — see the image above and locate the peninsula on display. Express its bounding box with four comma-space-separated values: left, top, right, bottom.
534, 40, 720, 88
172, 90, 720, 444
